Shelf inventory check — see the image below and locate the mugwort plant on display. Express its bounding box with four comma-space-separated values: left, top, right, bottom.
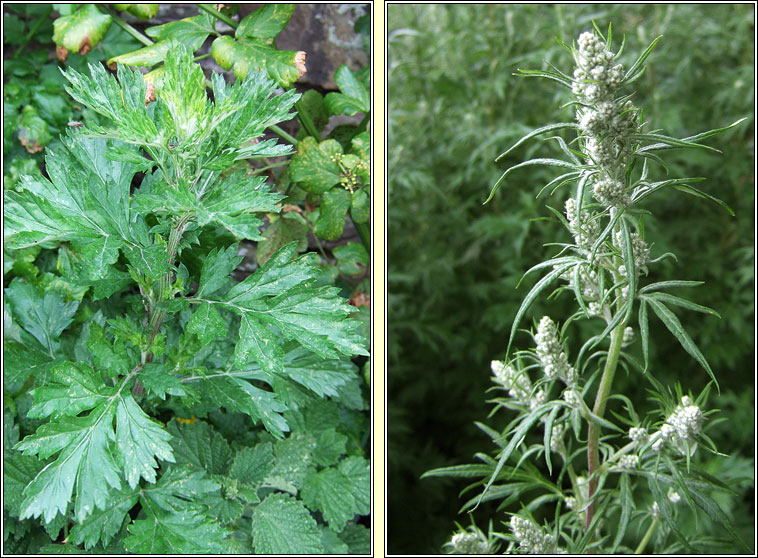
4, 42, 370, 554
425, 24, 749, 554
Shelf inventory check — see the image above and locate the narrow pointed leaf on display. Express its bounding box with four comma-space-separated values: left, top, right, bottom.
639, 300, 649, 371
478, 403, 554, 506
639, 280, 704, 293
624, 35, 662, 81
611, 473, 633, 553
671, 183, 735, 216
495, 123, 579, 162
515, 68, 572, 88
507, 263, 574, 356
486, 158, 579, 204
630, 132, 720, 152
645, 298, 718, 391
642, 292, 720, 318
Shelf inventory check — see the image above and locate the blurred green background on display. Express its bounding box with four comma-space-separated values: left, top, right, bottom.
388, 4, 754, 554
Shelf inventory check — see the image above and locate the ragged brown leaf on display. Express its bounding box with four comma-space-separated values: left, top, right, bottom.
145, 82, 156, 107
295, 51, 307, 78
78, 35, 92, 55
349, 292, 370, 308
56, 45, 69, 63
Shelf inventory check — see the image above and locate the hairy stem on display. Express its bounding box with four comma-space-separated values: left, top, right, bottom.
134, 214, 192, 397
146, 214, 190, 339
585, 313, 627, 530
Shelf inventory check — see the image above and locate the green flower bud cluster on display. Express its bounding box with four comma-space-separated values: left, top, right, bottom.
592, 175, 630, 208
622, 326, 635, 347
572, 32, 624, 102
565, 197, 601, 249
448, 531, 491, 554
572, 31, 640, 209
510, 515, 564, 554
535, 316, 577, 387
617, 454, 640, 469
628, 426, 648, 443
651, 396, 704, 454
550, 423, 566, 454
615, 230, 651, 274
491, 360, 533, 407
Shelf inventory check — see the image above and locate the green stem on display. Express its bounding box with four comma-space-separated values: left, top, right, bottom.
12, 5, 53, 59
585, 208, 629, 533
302, 213, 331, 262
565, 461, 586, 524
198, 3, 238, 29
634, 516, 659, 554
145, 214, 191, 350
268, 124, 298, 147
585, 317, 626, 530
296, 100, 321, 139
251, 160, 290, 176
107, 9, 154, 47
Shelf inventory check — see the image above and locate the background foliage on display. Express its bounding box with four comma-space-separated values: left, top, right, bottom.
388, 4, 754, 554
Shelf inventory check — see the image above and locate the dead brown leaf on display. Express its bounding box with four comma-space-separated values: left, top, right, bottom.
19, 136, 43, 154
294, 51, 307, 79
78, 35, 91, 55
145, 82, 156, 107
56, 45, 69, 63
350, 292, 370, 308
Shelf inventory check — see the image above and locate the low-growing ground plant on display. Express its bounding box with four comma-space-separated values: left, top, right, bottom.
425, 24, 750, 554
3, 39, 370, 554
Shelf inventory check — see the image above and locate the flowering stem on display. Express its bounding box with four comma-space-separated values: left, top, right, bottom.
585, 313, 627, 531
634, 516, 659, 554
